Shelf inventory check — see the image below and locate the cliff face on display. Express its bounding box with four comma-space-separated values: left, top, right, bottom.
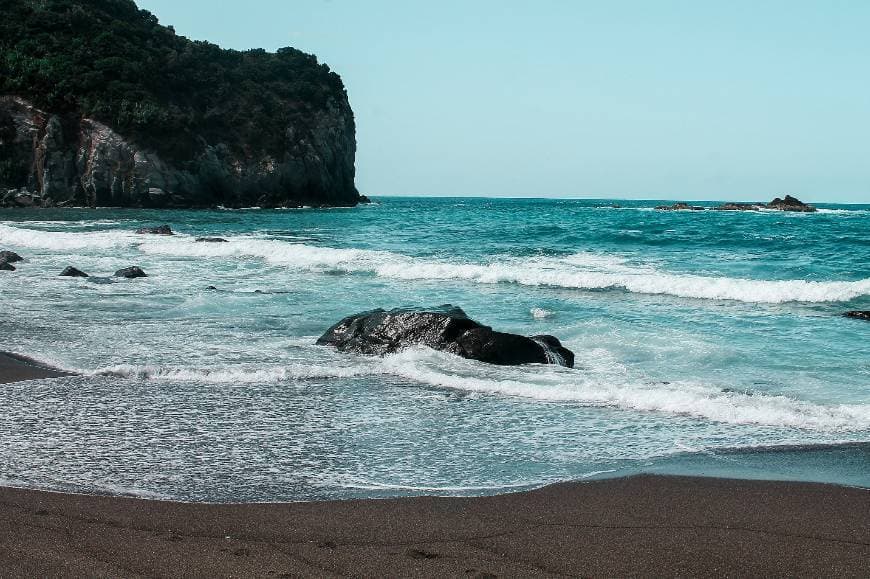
0, 0, 362, 209
0, 96, 359, 209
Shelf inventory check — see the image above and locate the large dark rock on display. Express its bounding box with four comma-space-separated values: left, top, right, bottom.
767, 195, 816, 212
136, 225, 173, 235
0, 260, 15, 271
0, 250, 23, 263
114, 266, 147, 279
59, 266, 88, 277
317, 306, 574, 367
844, 311, 870, 321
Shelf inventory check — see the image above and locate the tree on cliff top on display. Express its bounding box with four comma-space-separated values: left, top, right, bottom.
0, 0, 351, 163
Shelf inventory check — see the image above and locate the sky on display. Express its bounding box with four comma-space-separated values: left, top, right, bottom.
136, 0, 870, 202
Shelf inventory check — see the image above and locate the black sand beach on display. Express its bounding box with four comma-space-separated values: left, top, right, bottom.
0, 352, 74, 384
1, 355, 868, 576
0, 475, 867, 577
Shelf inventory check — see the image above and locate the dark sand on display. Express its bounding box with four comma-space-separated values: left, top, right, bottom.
0, 476, 867, 577
1, 356, 868, 576
0, 352, 74, 384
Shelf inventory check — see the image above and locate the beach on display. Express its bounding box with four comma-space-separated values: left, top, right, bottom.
1, 472, 867, 576
0, 352, 74, 384
1, 354, 868, 575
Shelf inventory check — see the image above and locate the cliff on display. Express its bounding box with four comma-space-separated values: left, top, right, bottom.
0, 0, 362, 208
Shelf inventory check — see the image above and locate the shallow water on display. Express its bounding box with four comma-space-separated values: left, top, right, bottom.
1, 197, 868, 501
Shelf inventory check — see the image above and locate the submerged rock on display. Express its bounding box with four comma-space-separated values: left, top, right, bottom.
0, 260, 15, 271
59, 266, 88, 277
714, 203, 760, 211
767, 195, 816, 212
844, 311, 870, 321
655, 203, 705, 211
195, 237, 228, 242
114, 266, 147, 278
0, 250, 23, 263
136, 225, 173, 235
317, 305, 574, 367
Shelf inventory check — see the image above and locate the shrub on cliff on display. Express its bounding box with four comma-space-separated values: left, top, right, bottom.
0, 0, 350, 165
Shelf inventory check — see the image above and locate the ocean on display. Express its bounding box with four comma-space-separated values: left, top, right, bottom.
1, 197, 868, 501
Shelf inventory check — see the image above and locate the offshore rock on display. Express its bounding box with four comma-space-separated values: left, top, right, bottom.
655, 203, 704, 211
844, 311, 870, 321
714, 203, 761, 211
114, 266, 147, 279
767, 195, 816, 212
317, 305, 575, 367
0, 95, 360, 208
136, 225, 173, 235
0, 250, 23, 263
60, 266, 88, 277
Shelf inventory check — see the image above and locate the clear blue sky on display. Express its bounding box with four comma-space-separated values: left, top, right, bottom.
136, 0, 870, 202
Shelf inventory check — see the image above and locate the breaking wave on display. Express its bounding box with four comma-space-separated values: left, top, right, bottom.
136, 234, 870, 304
4, 223, 870, 303
380, 348, 870, 432
48, 347, 870, 432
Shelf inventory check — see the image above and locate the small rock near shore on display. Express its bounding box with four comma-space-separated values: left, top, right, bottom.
0, 250, 23, 263
0, 260, 15, 271
114, 266, 148, 278
135, 225, 173, 235
195, 237, 228, 242
59, 266, 88, 277
844, 311, 870, 321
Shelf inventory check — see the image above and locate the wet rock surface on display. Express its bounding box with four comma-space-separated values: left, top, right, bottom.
317, 305, 574, 367
59, 266, 88, 277
114, 266, 147, 279
136, 225, 173, 235
844, 311, 870, 321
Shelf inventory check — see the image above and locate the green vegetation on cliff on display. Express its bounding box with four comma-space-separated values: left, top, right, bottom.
0, 0, 350, 163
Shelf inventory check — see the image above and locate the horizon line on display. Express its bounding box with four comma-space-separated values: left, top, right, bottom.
367, 193, 869, 205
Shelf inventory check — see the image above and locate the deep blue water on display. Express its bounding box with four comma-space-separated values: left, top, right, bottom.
0, 197, 868, 501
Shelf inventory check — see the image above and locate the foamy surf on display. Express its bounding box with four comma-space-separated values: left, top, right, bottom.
0, 223, 137, 250
380, 348, 870, 432
138, 234, 870, 303
69, 346, 870, 432
4, 223, 870, 303
89, 361, 388, 383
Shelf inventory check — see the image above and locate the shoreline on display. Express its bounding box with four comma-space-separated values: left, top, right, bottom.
1, 354, 868, 573
0, 475, 867, 576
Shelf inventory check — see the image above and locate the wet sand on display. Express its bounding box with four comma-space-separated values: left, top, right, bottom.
0, 351, 74, 384
0, 475, 867, 577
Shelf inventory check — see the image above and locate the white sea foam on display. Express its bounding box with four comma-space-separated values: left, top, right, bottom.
0, 223, 136, 250
13, 343, 870, 431
139, 235, 870, 304
530, 307, 554, 319
5, 223, 870, 303
90, 361, 386, 383
380, 348, 870, 432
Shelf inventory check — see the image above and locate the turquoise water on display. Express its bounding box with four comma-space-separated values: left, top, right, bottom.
0, 197, 868, 501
